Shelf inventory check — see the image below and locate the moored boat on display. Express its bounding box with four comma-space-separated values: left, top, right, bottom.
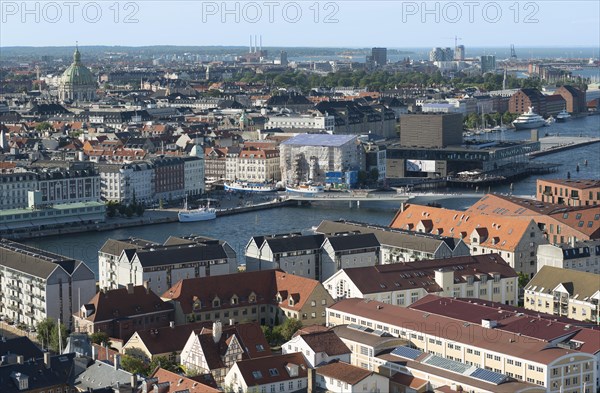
286, 183, 325, 195
224, 182, 277, 192
512, 106, 546, 130
178, 199, 217, 222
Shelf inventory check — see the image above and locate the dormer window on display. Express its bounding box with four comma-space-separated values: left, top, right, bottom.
213, 297, 220, 308
288, 298, 294, 306
276, 294, 283, 303
249, 292, 257, 303
193, 298, 202, 310
231, 295, 238, 305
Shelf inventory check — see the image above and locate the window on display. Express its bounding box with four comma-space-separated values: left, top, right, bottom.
279, 382, 285, 391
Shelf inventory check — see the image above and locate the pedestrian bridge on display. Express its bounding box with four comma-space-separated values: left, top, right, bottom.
284, 191, 530, 204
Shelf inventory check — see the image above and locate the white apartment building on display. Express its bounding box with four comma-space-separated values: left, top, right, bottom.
98, 162, 155, 204
0, 239, 95, 330
265, 114, 335, 132
537, 240, 600, 274
323, 254, 519, 306
183, 156, 205, 196
327, 298, 598, 393
282, 330, 351, 368
0, 170, 37, 209
99, 235, 237, 294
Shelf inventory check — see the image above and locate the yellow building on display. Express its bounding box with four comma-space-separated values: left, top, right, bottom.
524, 266, 600, 323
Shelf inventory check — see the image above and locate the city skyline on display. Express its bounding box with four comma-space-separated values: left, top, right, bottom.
1, 1, 598, 48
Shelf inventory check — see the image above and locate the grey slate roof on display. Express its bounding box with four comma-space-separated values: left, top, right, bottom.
0, 239, 77, 279
0, 353, 76, 393
264, 234, 325, 254
0, 336, 44, 362
98, 238, 157, 257
316, 220, 458, 254
74, 360, 135, 391
134, 244, 228, 267
326, 233, 380, 252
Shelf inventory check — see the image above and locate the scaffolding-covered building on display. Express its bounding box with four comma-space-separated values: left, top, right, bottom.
279, 134, 363, 185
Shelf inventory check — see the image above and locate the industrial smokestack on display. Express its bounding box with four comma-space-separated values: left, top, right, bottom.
249, 35, 252, 53
260, 35, 262, 52
254, 35, 258, 53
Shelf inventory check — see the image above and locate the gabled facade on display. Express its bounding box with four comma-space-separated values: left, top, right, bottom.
316, 361, 389, 393
282, 330, 351, 368
224, 352, 309, 393
180, 321, 270, 384
524, 266, 600, 323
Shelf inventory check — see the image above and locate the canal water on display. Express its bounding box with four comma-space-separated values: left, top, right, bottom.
23, 113, 599, 274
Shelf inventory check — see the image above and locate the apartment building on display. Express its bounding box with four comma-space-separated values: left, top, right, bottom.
0, 170, 37, 209
390, 202, 548, 278
524, 266, 600, 323
316, 220, 470, 264
0, 239, 95, 330
323, 254, 519, 306
537, 179, 600, 207
182, 155, 205, 197
537, 239, 600, 274
204, 147, 227, 181
98, 235, 237, 293
315, 361, 389, 393
327, 297, 598, 393
161, 269, 334, 327
152, 156, 185, 202
265, 113, 336, 132
98, 161, 155, 204
236, 147, 281, 183
465, 193, 600, 244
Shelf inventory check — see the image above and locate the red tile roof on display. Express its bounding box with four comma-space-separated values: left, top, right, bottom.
149, 368, 220, 392
316, 361, 374, 385
234, 352, 308, 386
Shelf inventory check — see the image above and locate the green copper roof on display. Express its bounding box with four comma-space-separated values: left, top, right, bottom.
61, 47, 95, 86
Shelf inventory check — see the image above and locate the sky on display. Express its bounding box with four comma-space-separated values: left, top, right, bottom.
0, 0, 599, 48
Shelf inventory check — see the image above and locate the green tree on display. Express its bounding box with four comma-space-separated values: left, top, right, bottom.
148, 356, 181, 373
279, 318, 302, 341
35, 122, 53, 132
120, 354, 148, 375
35, 318, 68, 353
89, 331, 111, 346
369, 168, 380, 183
135, 204, 145, 217
518, 272, 530, 289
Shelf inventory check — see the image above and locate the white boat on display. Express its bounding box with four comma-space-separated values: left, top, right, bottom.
556, 108, 571, 122
545, 116, 556, 126
286, 183, 325, 195
512, 106, 546, 130
224, 182, 277, 193
178, 199, 217, 222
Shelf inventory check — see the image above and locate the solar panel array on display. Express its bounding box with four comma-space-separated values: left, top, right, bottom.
469, 368, 508, 385
423, 355, 472, 374
390, 346, 423, 360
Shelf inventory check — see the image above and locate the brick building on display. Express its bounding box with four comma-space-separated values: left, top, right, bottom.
554, 85, 587, 113
537, 179, 600, 206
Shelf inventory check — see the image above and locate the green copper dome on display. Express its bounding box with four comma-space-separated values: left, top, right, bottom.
61, 47, 95, 86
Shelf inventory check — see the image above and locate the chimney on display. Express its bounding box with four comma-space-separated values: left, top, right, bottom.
212, 321, 222, 344
131, 374, 137, 392
43, 352, 51, 368
570, 237, 576, 248
307, 368, 316, 393
143, 281, 150, 294
169, 321, 175, 329
114, 354, 120, 370
16, 355, 24, 364
91, 345, 97, 360
229, 319, 234, 326
127, 283, 134, 295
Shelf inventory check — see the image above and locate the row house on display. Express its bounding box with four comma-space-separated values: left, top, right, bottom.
152, 156, 185, 202
524, 266, 600, 323
327, 297, 598, 393
161, 269, 334, 327
282, 330, 351, 368
73, 283, 174, 341
245, 232, 380, 281
204, 146, 228, 181
316, 220, 470, 264
0, 239, 95, 330
323, 254, 519, 306
236, 147, 281, 183
98, 235, 237, 294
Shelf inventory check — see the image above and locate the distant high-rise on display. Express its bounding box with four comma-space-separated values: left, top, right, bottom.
371, 47, 387, 67
430, 47, 454, 62
455, 45, 465, 61
280, 50, 288, 67
481, 55, 496, 74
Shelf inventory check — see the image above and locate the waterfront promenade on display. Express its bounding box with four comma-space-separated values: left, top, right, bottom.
530, 135, 600, 157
